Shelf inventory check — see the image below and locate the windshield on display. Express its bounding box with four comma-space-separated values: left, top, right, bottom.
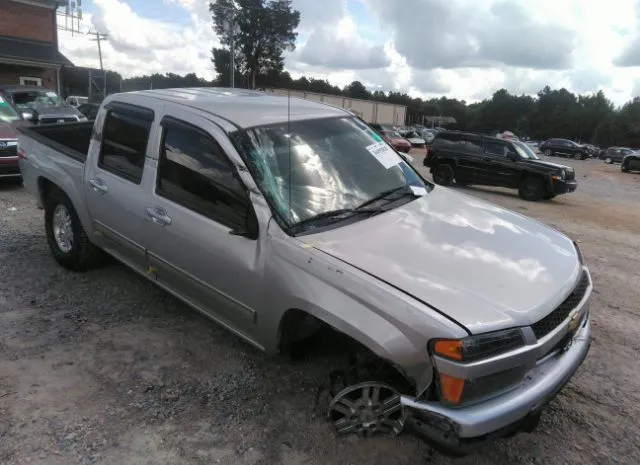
513, 141, 540, 160
232, 117, 428, 229
0, 95, 20, 123
10, 90, 64, 110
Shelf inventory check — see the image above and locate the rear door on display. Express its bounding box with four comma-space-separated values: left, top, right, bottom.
144, 111, 262, 340
84, 102, 154, 274
450, 134, 485, 183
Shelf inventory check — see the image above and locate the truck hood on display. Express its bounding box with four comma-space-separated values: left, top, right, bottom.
301, 187, 582, 334
519, 159, 572, 171
31, 105, 82, 118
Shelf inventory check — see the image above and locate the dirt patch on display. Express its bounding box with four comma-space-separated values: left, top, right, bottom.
2, 154, 640, 465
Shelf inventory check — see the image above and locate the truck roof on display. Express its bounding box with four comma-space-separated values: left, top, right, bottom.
114, 87, 350, 130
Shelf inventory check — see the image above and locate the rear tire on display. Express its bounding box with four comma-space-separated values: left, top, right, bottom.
544, 149, 552, 156
432, 164, 454, 186
44, 188, 103, 271
605, 157, 613, 164
518, 177, 545, 201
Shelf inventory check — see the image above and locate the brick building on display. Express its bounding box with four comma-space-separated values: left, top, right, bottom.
0, 0, 73, 93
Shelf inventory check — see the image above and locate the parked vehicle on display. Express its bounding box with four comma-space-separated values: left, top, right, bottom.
424, 131, 577, 200
539, 138, 588, 160
403, 130, 426, 148
378, 129, 412, 153
600, 146, 635, 164
0, 85, 87, 124
582, 144, 601, 158
17, 88, 592, 456
418, 128, 437, 143
65, 95, 89, 108
0, 92, 30, 180
621, 152, 640, 173
77, 102, 100, 120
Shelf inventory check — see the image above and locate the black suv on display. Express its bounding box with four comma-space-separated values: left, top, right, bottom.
539, 138, 588, 159
424, 131, 577, 200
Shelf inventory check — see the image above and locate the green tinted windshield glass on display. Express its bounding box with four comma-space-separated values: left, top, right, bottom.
232, 117, 428, 227
0, 96, 20, 122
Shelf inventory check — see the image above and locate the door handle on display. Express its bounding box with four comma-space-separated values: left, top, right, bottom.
145, 206, 172, 226
88, 178, 108, 194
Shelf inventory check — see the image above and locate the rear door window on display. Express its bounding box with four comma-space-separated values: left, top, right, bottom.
98, 107, 152, 184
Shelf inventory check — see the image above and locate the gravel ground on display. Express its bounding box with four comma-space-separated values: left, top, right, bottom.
1, 155, 640, 465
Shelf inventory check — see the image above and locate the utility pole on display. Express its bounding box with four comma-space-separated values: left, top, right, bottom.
88, 31, 108, 101
230, 15, 235, 89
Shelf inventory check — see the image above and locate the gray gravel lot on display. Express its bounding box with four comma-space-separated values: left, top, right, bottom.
1, 155, 640, 465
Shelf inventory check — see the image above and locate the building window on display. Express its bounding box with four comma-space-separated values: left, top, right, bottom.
19, 77, 42, 86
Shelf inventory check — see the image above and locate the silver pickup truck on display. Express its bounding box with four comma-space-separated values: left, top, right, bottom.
17, 88, 592, 455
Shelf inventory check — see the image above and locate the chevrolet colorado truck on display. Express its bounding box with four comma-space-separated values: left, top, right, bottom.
17, 88, 592, 455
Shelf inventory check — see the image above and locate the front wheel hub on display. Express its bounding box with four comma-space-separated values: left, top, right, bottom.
328, 382, 405, 438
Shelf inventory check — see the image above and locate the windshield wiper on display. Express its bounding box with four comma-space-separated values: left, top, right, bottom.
354, 185, 415, 210
288, 207, 379, 234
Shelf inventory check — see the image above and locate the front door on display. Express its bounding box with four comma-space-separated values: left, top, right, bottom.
481, 139, 520, 187
144, 112, 262, 341
84, 102, 154, 273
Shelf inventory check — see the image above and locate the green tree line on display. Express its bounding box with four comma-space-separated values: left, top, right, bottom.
114, 70, 640, 148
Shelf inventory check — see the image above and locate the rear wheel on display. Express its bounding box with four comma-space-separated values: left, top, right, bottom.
44, 188, 103, 271
544, 149, 552, 156
518, 177, 545, 201
432, 164, 454, 186
605, 157, 613, 164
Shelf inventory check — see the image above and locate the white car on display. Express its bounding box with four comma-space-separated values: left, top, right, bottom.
65, 95, 89, 108
404, 131, 426, 148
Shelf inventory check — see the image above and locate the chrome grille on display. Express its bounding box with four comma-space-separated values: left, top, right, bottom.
531, 271, 589, 339
0, 145, 17, 158
39, 117, 78, 124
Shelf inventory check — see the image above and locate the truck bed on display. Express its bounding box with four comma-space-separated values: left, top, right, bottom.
17, 122, 94, 163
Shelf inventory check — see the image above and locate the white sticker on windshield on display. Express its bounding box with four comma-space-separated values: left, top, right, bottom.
410, 186, 427, 196
366, 142, 401, 169
46, 91, 57, 97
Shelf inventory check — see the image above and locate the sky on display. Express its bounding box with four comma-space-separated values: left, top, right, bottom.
57, 0, 640, 106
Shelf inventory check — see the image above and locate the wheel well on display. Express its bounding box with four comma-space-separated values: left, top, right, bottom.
277, 309, 416, 394
37, 177, 59, 204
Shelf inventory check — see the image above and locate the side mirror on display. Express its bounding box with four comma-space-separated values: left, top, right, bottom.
22, 111, 35, 121
229, 205, 259, 240
506, 152, 518, 161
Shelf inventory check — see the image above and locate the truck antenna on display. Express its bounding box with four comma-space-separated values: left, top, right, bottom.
287, 88, 292, 221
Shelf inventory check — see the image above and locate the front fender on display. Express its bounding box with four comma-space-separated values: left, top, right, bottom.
260, 226, 467, 394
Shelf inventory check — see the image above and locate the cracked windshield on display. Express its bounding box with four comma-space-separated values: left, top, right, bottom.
1, 1, 639, 465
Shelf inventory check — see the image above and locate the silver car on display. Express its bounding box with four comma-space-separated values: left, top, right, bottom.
17, 88, 592, 455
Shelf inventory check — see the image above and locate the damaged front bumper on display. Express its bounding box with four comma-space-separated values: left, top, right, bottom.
400, 317, 592, 455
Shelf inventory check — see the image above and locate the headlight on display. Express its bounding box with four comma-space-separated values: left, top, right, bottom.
430, 329, 526, 406
431, 328, 524, 363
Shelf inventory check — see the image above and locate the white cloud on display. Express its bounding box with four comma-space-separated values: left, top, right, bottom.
59, 0, 218, 79
57, 0, 640, 106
